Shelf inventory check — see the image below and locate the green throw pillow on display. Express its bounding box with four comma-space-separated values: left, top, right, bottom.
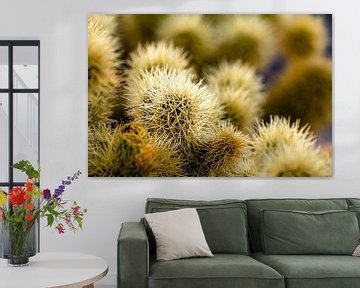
261, 209, 360, 255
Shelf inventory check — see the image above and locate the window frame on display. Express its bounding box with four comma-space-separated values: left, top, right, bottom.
0, 40, 40, 252
0, 40, 40, 190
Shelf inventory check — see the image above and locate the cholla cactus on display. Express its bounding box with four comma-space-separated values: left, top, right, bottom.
127, 42, 192, 81
157, 14, 213, 67
216, 89, 260, 131
207, 61, 263, 98
259, 14, 280, 22
89, 121, 186, 177
319, 144, 332, 176
88, 14, 120, 95
190, 122, 252, 176
262, 145, 329, 177
88, 92, 115, 125
149, 138, 186, 177
88, 14, 332, 177
88, 15, 122, 125
251, 116, 329, 177
114, 14, 167, 52
206, 62, 263, 130
88, 122, 156, 177
279, 15, 327, 60
92, 14, 117, 33
204, 14, 232, 24
264, 57, 332, 132
215, 16, 274, 68
126, 67, 220, 151
114, 15, 140, 52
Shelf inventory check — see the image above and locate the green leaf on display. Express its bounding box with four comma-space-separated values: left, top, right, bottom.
75, 216, 83, 230
47, 214, 54, 227
13, 160, 40, 180
47, 206, 60, 217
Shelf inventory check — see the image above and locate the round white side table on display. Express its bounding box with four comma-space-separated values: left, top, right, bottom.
0, 252, 108, 288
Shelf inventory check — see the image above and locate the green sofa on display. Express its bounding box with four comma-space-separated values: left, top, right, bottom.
118, 198, 360, 288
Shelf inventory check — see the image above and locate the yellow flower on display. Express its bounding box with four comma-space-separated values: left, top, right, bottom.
0, 190, 7, 206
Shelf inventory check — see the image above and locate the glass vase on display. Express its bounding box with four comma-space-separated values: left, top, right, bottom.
0, 220, 37, 266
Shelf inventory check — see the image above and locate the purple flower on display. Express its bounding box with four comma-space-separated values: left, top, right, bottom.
54, 171, 82, 199
54, 189, 63, 199
43, 189, 51, 200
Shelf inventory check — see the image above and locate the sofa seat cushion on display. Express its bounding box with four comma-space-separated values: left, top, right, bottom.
252, 252, 360, 288
149, 254, 284, 288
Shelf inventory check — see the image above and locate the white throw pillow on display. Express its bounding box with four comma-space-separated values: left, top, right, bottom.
145, 208, 213, 261
353, 244, 360, 256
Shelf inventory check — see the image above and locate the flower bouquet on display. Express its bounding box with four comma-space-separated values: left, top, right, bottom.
0, 160, 87, 266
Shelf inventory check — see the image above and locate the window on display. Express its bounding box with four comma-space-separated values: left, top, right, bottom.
0, 40, 40, 190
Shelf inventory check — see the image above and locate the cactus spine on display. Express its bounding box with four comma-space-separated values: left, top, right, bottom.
251, 116, 329, 177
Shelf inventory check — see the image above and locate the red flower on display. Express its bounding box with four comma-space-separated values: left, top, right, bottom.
24, 193, 31, 200
65, 214, 71, 225
25, 182, 33, 192
26, 203, 34, 210
72, 205, 80, 215
56, 223, 65, 234
9, 187, 26, 205
26, 214, 33, 221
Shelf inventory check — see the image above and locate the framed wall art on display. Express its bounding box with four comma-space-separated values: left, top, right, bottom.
88, 14, 332, 177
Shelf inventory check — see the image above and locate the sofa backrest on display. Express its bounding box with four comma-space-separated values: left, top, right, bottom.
348, 198, 360, 207
145, 198, 249, 254
245, 198, 350, 252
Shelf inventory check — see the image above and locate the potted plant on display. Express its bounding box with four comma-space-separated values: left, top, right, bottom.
0, 160, 86, 266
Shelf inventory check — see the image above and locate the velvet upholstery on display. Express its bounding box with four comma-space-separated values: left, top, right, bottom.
348, 205, 360, 229
118, 198, 360, 288
149, 254, 284, 288
261, 209, 359, 255
118, 222, 148, 288
246, 198, 349, 252
253, 252, 360, 288
146, 198, 249, 254
348, 198, 360, 207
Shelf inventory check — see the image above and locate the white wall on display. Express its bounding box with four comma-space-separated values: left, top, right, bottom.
0, 107, 8, 182
1, 0, 360, 286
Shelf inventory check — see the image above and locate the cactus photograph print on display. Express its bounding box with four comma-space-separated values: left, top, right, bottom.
88, 14, 332, 177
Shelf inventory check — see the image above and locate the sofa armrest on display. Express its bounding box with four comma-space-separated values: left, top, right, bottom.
118, 222, 149, 288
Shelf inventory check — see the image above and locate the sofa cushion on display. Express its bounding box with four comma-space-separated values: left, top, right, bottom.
145, 208, 213, 261
261, 209, 359, 255
349, 205, 360, 228
347, 198, 360, 207
346, 199, 360, 229
252, 252, 360, 288
246, 198, 349, 252
146, 198, 249, 254
149, 254, 284, 288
